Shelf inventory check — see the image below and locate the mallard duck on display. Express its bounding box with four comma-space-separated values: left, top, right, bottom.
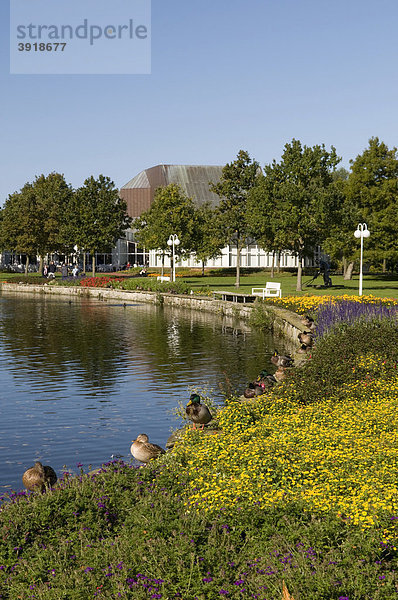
130, 434, 165, 464
301, 315, 315, 330
243, 382, 265, 398
298, 331, 314, 346
186, 393, 212, 430
271, 351, 294, 368
256, 369, 277, 389
22, 461, 57, 492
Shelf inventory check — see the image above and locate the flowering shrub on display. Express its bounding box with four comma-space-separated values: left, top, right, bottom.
315, 298, 398, 338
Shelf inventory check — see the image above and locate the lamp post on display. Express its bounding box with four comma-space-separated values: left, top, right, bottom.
354, 223, 370, 296
167, 234, 180, 282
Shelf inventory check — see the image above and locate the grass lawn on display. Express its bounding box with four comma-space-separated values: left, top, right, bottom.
1, 269, 396, 300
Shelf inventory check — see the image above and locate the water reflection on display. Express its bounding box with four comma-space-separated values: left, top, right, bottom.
0, 293, 291, 493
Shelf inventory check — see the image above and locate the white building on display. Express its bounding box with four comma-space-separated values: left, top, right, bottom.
119, 164, 316, 270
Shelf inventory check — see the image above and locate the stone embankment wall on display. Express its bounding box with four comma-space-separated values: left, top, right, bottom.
0, 283, 306, 345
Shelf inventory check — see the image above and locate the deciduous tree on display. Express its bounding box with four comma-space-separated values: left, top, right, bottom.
210, 150, 260, 288
64, 175, 131, 276
345, 137, 398, 272
134, 184, 196, 275
257, 140, 341, 291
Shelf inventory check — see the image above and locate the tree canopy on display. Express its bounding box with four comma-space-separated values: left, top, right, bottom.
210, 150, 260, 287
248, 140, 341, 290
0, 173, 73, 273
134, 184, 197, 272
64, 175, 131, 276
345, 137, 398, 270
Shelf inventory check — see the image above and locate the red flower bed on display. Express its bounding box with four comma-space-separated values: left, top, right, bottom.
80, 277, 124, 288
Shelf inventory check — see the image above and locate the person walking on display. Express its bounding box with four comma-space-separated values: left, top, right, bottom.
61, 263, 68, 280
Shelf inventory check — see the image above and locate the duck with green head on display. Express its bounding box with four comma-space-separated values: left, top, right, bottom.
256, 369, 277, 388
186, 393, 212, 430
271, 351, 294, 368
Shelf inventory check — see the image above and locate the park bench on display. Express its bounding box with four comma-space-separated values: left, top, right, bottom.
252, 282, 282, 299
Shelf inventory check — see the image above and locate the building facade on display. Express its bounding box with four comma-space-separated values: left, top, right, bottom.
119, 164, 317, 270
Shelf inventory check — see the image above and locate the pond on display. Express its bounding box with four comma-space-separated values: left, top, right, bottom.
0, 293, 291, 493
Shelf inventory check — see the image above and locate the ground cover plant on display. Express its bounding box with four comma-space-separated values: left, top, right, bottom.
2, 299, 398, 598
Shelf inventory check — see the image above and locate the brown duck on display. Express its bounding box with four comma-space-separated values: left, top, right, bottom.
243, 382, 266, 398
301, 315, 315, 330
298, 331, 314, 346
130, 434, 166, 464
22, 461, 57, 492
273, 366, 288, 382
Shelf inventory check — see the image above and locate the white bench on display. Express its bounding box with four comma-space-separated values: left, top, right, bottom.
252, 282, 282, 298
157, 275, 171, 282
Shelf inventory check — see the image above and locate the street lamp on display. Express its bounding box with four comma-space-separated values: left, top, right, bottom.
354, 223, 370, 296
167, 234, 180, 282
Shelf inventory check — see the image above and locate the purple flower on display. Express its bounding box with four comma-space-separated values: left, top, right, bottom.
219, 591, 229, 596
203, 577, 213, 583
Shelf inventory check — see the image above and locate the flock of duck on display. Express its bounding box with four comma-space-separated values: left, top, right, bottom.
21, 393, 213, 491
21, 316, 316, 493
243, 315, 315, 399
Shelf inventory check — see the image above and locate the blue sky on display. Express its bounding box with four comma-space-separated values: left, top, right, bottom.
1, 0, 398, 203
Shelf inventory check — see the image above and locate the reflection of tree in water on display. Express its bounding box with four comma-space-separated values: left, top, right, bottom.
0, 297, 128, 391
123, 305, 292, 396
0, 296, 292, 399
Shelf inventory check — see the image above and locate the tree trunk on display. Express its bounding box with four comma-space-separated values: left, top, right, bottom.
235, 244, 241, 288
344, 261, 354, 280
277, 252, 281, 273
83, 252, 86, 274
202, 261, 205, 276
161, 255, 164, 277
382, 257, 386, 273
91, 252, 95, 277
342, 257, 347, 278
296, 255, 303, 291
39, 256, 43, 276
271, 251, 275, 278
24, 255, 29, 276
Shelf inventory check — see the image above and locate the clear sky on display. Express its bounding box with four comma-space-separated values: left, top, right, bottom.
1, 0, 398, 203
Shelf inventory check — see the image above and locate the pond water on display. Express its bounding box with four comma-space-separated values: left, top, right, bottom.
0, 293, 291, 493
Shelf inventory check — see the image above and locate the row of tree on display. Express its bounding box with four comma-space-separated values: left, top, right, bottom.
2, 137, 397, 288
0, 174, 131, 275
135, 137, 398, 290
